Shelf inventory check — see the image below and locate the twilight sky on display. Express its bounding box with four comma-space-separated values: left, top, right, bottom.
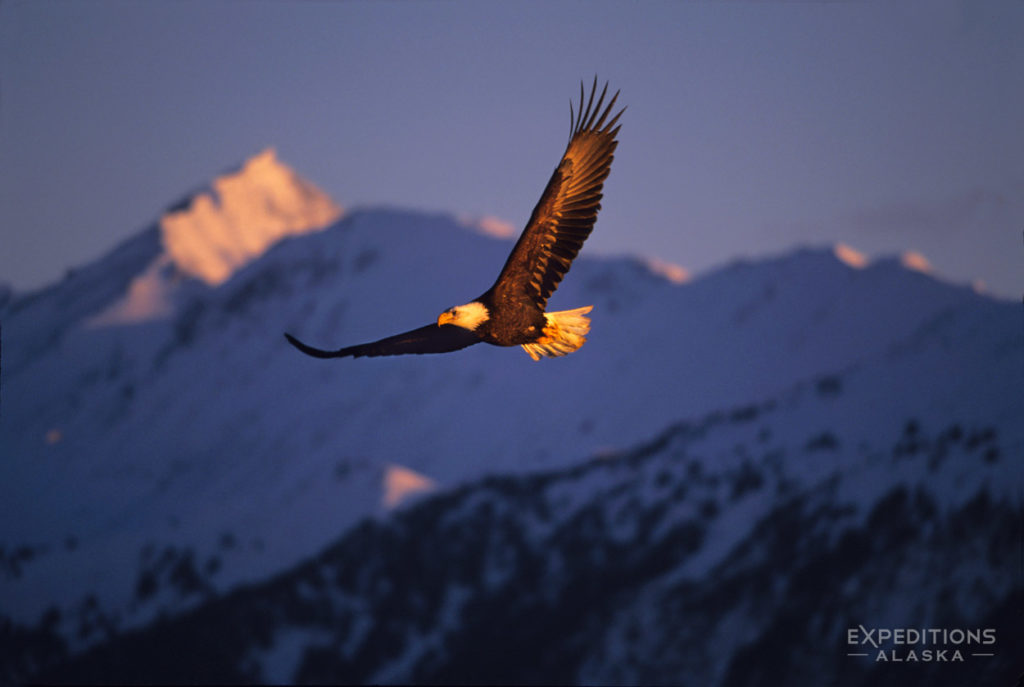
1, 0, 1022, 299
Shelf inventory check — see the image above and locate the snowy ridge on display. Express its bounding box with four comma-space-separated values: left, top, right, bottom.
29, 376, 1022, 685
1, 155, 1021, 684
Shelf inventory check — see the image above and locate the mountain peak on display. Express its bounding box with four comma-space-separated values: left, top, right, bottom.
833, 242, 869, 269
160, 148, 343, 286
899, 250, 932, 273
86, 150, 342, 327
643, 256, 690, 284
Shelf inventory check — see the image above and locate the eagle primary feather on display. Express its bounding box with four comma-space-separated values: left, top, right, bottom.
284, 324, 480, 359
490, 79, 623, 311
285, 78, 624, 360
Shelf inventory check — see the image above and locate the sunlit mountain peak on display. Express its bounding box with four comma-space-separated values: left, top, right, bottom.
161, 148, 343, 286
900, 250, 932, 273
644, 256, 690, 284
833, 242, 869, 269
86, 149, 343, 327
383, 464, 438, 509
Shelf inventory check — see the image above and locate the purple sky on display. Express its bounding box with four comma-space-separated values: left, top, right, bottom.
2, 1, 1022, 299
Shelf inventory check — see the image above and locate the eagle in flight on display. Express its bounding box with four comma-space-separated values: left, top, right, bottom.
285, 78, 624, 362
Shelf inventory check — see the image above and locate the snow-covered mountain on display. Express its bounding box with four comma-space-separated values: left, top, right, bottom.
1, 152, 1020, 684
32, 389, 1023, 686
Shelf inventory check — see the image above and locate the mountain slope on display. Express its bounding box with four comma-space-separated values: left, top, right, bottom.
1, 152, 1020, 682
31, 372, 1022, 685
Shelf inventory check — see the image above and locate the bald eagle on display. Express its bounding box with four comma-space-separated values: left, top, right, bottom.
285, 78, 624, 361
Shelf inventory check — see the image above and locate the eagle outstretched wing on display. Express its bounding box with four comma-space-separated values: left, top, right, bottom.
284, 324, 481, 359
489, 78, 624, 310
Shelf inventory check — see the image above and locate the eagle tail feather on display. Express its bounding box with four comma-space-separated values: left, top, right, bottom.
520, 306, 593, 361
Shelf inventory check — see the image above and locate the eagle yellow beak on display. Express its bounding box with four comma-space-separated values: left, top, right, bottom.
437, 311, 455, 327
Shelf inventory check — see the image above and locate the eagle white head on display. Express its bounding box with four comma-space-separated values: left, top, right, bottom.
437, 302, 489, 331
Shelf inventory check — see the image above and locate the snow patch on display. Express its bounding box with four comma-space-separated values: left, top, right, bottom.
255, 626, 335, 683
834, 243, 869, 269
384, 464, 438, 508
644, 256, 690, 284
85, 255, 175, 326
458, 213, 518, 239
900, 251, 932, 273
